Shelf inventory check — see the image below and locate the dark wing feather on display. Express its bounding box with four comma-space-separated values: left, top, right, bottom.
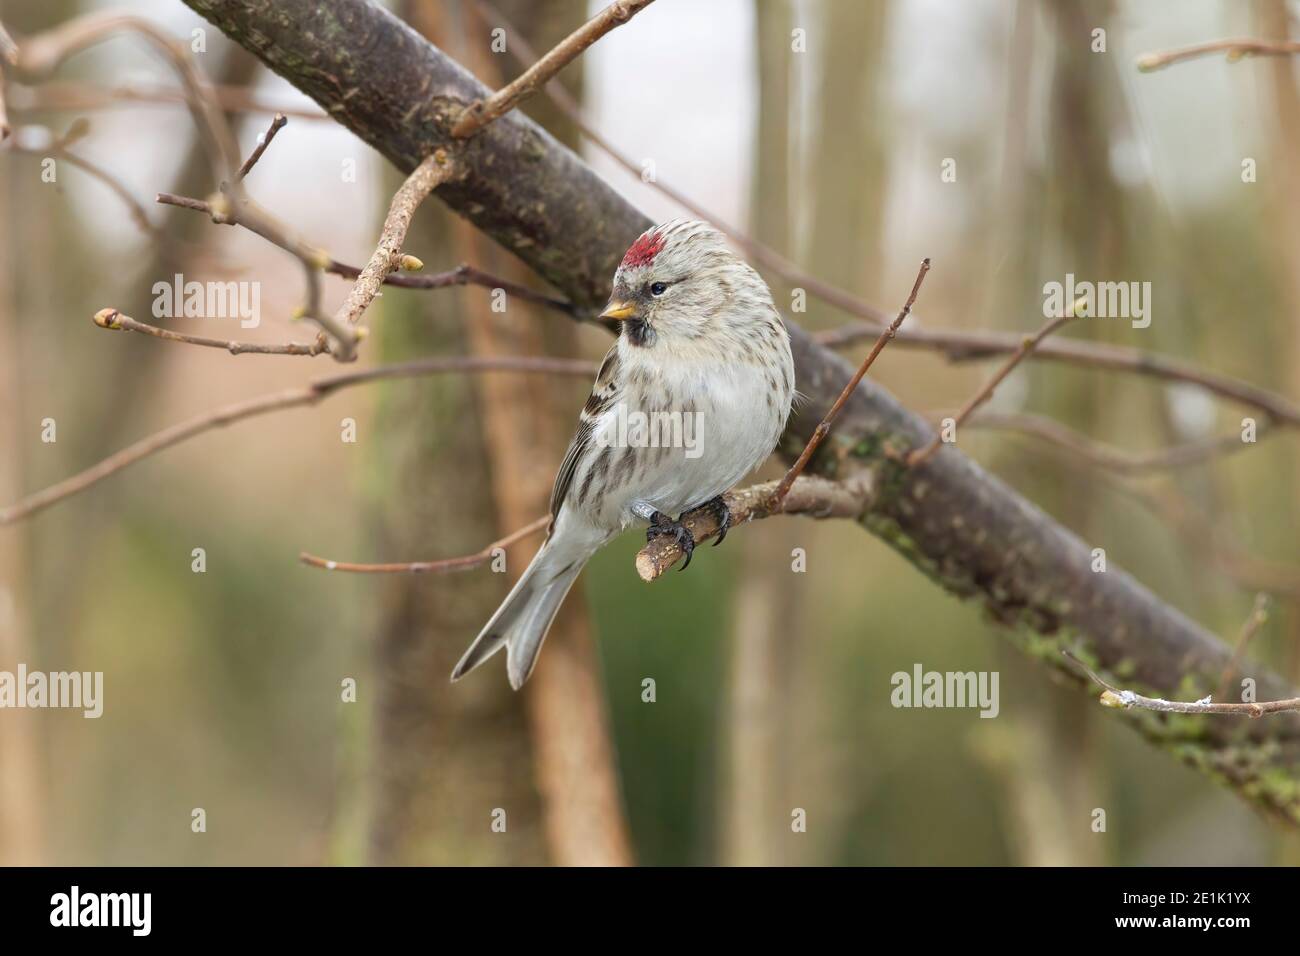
548, 344, 621, 531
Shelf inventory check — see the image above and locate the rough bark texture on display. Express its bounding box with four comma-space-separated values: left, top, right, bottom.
184, 0, 1300, 824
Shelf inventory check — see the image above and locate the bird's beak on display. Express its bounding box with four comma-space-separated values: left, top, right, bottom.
599, 300, 639, 322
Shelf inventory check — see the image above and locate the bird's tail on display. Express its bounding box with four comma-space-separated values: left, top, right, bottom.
451, 538, 590, 689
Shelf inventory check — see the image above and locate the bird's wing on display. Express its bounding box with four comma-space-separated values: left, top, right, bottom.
548, 343, 621, 531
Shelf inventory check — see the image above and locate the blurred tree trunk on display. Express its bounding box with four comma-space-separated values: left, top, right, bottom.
1256, 0, 1300, 864
722, 0, 804, 868
796, 0, 893, 859
0, 120, 42, 867
452, 0, 633, 866
0, 0, 257, 865
803, 0, 890, 326
360, 0, 550, 866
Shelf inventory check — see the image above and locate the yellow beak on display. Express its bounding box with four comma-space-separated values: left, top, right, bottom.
599, 300, 638, 322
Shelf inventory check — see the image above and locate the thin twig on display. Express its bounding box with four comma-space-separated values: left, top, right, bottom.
773, 259, 931, 507
818, 323, 1300, 429
0, 354, 597, 525
1217, 594, 1272, 702
326, 260, 580, 316
907, 303, 1084, 466
92, 307, 327, 356
15, 12, 241, 184
957, 411, 1266, 474
1136, 38, 1300, 73
1064, 650, 1299, 717
160, 185, 350, 354
236, 111, 286, 180
451, 0, 656, 138
9, 81, 330, 120
1072, 461, 1300, 600
157, 190, 582, 317
635, 475, 874, 581
329, 149, 455, 360
300, 516, 550, 574
9, 131, 158, 236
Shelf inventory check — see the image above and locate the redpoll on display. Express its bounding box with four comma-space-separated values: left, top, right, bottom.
452, 219, 796, 688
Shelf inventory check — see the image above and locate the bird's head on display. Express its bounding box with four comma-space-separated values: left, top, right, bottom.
601, 219, 773, 349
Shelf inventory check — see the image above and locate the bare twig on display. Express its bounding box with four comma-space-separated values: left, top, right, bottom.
92, 307, 327, 356
1136, 38, 1300, 73
773, 259, 931, 507
1064, 650, 1299, 717
157, 190, 582, 318
236, 111, 286, 180
452, 0, 656, 138
300, 516, 550, 574
958, 411, 1266, 474
326, 260, 580, 316
8, 130, 158, 236
907, 304, 1084, 466
329, 149, 456, 359
15, 12, 241, 183
819, 323, 1300, 429
1217, 595, 1271, 702
9, 81, 329, 120
635, 475, 874, 581
0, 354, 596, 525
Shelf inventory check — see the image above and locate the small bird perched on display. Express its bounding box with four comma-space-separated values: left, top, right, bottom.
452, 219, 795, 689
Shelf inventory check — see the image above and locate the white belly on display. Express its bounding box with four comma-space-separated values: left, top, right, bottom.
587, 353, 789, 529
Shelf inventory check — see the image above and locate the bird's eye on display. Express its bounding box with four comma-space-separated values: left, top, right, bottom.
649, 281, 668, 296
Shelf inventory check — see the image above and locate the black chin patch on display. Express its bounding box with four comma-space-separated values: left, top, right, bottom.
624, 319, 652, 347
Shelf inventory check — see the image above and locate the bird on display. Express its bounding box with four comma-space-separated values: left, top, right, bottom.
451, 219, 796, 689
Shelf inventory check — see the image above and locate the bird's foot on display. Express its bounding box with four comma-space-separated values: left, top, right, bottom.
646, 511, 696, 570
685, 495, 731, 547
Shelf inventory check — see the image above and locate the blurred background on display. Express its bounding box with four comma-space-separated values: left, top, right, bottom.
2, 0, 1299, 865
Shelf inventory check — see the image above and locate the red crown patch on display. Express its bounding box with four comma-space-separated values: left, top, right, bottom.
621, 230, 666, 269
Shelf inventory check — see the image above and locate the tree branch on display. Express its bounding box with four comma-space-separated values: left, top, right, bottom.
451, 0, 656, 138
170, 0, 1300, 824
155, 192, 582, 318
328, 148, 456, 359
236, 111, 286, 180
92, 307, 327, 356
8, 80, 330, 120
1066, 650, 1300, 718
819, 322, 1300, 428
300, 516, 550, 574
907, 304, 1083, 466
0, 354, 596, 525
774, 258, 929, 505
635, 476, 874, 581
1136, 38, 1300, 73
958, 411, 1266, 475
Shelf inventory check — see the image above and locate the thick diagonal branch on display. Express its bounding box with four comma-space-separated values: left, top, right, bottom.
185, 0, 1300, 825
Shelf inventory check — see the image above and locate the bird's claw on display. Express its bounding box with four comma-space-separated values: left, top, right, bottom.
698, 495, 731, 547
647, 511, 696, 570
